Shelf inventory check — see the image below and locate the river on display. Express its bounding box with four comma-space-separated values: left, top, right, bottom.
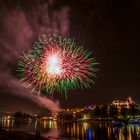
0, 119, 140, 140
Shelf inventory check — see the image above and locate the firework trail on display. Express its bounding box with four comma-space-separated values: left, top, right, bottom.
17, 34, 97, 98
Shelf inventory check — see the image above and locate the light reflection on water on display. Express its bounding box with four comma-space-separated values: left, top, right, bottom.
0, 119, 140, 140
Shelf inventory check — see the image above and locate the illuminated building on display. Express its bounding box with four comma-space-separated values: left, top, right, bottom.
112, 96, 135, 109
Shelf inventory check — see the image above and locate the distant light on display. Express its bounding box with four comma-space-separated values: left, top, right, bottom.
88, 105, 94, 109
83, 115, 88, 120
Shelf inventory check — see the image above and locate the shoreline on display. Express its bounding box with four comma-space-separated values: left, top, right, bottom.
0, 128, 47, 140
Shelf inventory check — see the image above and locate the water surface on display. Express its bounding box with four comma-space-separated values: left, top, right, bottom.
0, 119, 140, 140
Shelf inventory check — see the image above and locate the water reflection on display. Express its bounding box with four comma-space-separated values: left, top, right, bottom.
34, 120, 58, 130
62, 122, 140, 140
0, 119, 140, 140
0, 119, 15, 128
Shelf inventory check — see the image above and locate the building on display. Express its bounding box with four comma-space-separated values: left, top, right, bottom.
112, 96, 135, 109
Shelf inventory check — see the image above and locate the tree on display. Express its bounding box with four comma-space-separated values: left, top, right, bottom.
93, 106, 101, 117
120, 106, 128, 119
108, 105, 118, 119
129, 104, 138, 118
14, 111, 23, 118
100, 105, 108, 117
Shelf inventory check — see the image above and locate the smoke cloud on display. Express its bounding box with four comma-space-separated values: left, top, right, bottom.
0, 0, 70, 112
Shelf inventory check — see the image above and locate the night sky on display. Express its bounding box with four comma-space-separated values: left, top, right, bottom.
0, 0, 140, 112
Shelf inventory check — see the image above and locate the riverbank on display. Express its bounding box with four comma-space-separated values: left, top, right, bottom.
0, 127, 48, 140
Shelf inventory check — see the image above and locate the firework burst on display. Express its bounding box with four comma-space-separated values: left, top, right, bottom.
17, 34, 98, 98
